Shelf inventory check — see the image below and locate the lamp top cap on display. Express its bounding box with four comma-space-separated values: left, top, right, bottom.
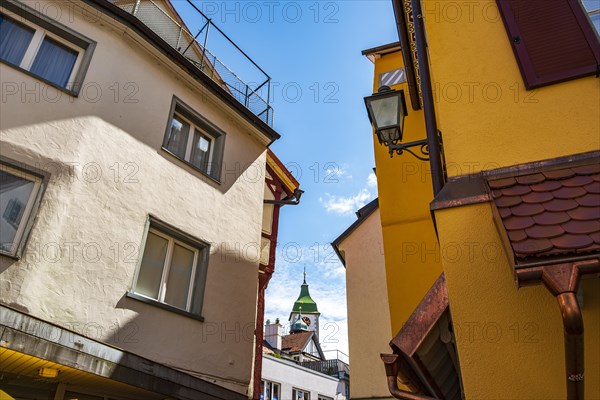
378, 85, 393, 93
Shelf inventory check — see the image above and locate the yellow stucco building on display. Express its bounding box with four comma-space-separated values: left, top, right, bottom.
362, 1, 600, 399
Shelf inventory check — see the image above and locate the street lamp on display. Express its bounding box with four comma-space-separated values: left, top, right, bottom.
364, 86, 407, 147
364, 86, 432, 160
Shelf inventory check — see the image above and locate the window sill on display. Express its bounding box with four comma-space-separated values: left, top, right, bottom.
0, 59, 80, 97
126, 292, 205, 322
0, 250, 20, 260
161, 147, 222, 185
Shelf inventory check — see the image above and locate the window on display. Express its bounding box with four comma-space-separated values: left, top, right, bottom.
163, 97, 226, 182
0, 162, 44, 258
318, 396, 333, 400
496, 0, 600, 89
129, 217, 209, 319
261, 380, 281, 400
292, 388, 310, 400
582, 0, 600, 35
0, 0, 95, 94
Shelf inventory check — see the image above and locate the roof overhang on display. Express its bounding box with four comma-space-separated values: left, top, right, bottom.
361, 41, 402, 63
0, 305, 246, 400
431, 150, 600, 287
386, 274, 463, 399
332, 198, 379, 266
266, 149, 299, 196
80, 0, 280, 145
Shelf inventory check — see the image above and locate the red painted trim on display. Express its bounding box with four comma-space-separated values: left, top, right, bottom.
252, 163, 288, 399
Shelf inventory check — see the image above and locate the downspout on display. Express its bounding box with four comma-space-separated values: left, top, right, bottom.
381, 354, 438, 400
540, 263, 586, 400
410, 0, 445, 196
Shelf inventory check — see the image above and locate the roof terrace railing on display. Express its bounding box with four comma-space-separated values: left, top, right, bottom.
108, 0, 274, 127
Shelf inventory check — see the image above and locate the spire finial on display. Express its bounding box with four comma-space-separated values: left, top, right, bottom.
303, 265, 307, 284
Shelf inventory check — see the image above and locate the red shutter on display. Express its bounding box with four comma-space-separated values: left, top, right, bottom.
496, 0, 600, 89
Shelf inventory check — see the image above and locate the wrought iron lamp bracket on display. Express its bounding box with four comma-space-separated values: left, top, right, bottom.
387, 131, 443, 161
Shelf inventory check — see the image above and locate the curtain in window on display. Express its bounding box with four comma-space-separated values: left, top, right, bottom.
30, 37, 77, 88
190, 132, 211, 173
0, 14, 35, 65
166, 115, 190, 159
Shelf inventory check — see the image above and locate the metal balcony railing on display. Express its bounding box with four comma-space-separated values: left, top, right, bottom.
300, 351, 350, 380
108, 0, 274, 127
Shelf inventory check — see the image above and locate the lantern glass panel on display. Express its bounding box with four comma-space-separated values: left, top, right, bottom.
370, 95, 399, 130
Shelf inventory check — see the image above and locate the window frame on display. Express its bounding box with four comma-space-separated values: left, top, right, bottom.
127, 216, 210, 321
581, 0, 600, 37
317, 396, 333, 400
261, 379, 281, 400
292, 388, 311, 400
162, 96, 226, 183
0, 0, 96, 96
0, 158, 47, 259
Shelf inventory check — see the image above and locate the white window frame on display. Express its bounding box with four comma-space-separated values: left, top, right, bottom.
261, 379, 281, 400
317, 396, 333, 400
292, 388, 310, 400
0, 0, 95, 94
163, 96, 226, 182
129, 217, 210, 319
0, 161, 44, 258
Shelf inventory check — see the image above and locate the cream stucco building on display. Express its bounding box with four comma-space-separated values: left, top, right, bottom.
332, 199, 393, 400
0, 0, 291, 398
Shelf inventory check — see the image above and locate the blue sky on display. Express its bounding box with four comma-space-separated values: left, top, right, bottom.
178, 0, 398, 355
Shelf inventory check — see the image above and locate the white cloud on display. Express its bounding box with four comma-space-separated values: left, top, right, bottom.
320, 188, 373, 216
325, 165, 352, 182
367, 172, 378, 189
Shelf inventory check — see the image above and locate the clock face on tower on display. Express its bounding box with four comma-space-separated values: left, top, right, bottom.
302, 316, 311, 326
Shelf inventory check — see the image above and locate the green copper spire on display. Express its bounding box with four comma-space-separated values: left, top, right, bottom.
291, 268, 319, 314
290, 306, 309, 332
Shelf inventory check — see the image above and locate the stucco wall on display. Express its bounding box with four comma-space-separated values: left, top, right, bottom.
337, 208, 393, 399
421, 1, 600, 398
0, 0, 270, 394
371, 51, 443, 336
435, 203, 600, 399
262, 355, 342, 400
422, 0, 600, 174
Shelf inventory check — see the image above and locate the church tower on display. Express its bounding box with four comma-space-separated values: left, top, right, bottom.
289, 268, 320, 337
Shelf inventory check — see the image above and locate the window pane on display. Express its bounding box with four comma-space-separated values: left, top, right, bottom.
0, 170, 34, 252
165, 114, 190, 159
0, 14, 35, 66
30, 36, 77, 88
190, 131, 211, 173
164, 243, 195, 309
136, 232, 168, 299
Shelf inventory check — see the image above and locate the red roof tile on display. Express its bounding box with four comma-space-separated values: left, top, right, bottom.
489, 161, 600, 263
281, 331, 313, 353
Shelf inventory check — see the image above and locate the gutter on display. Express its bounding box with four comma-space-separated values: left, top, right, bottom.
263, 188, 304, 205
381, 354, 438, 400
81, 0, 280, 145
